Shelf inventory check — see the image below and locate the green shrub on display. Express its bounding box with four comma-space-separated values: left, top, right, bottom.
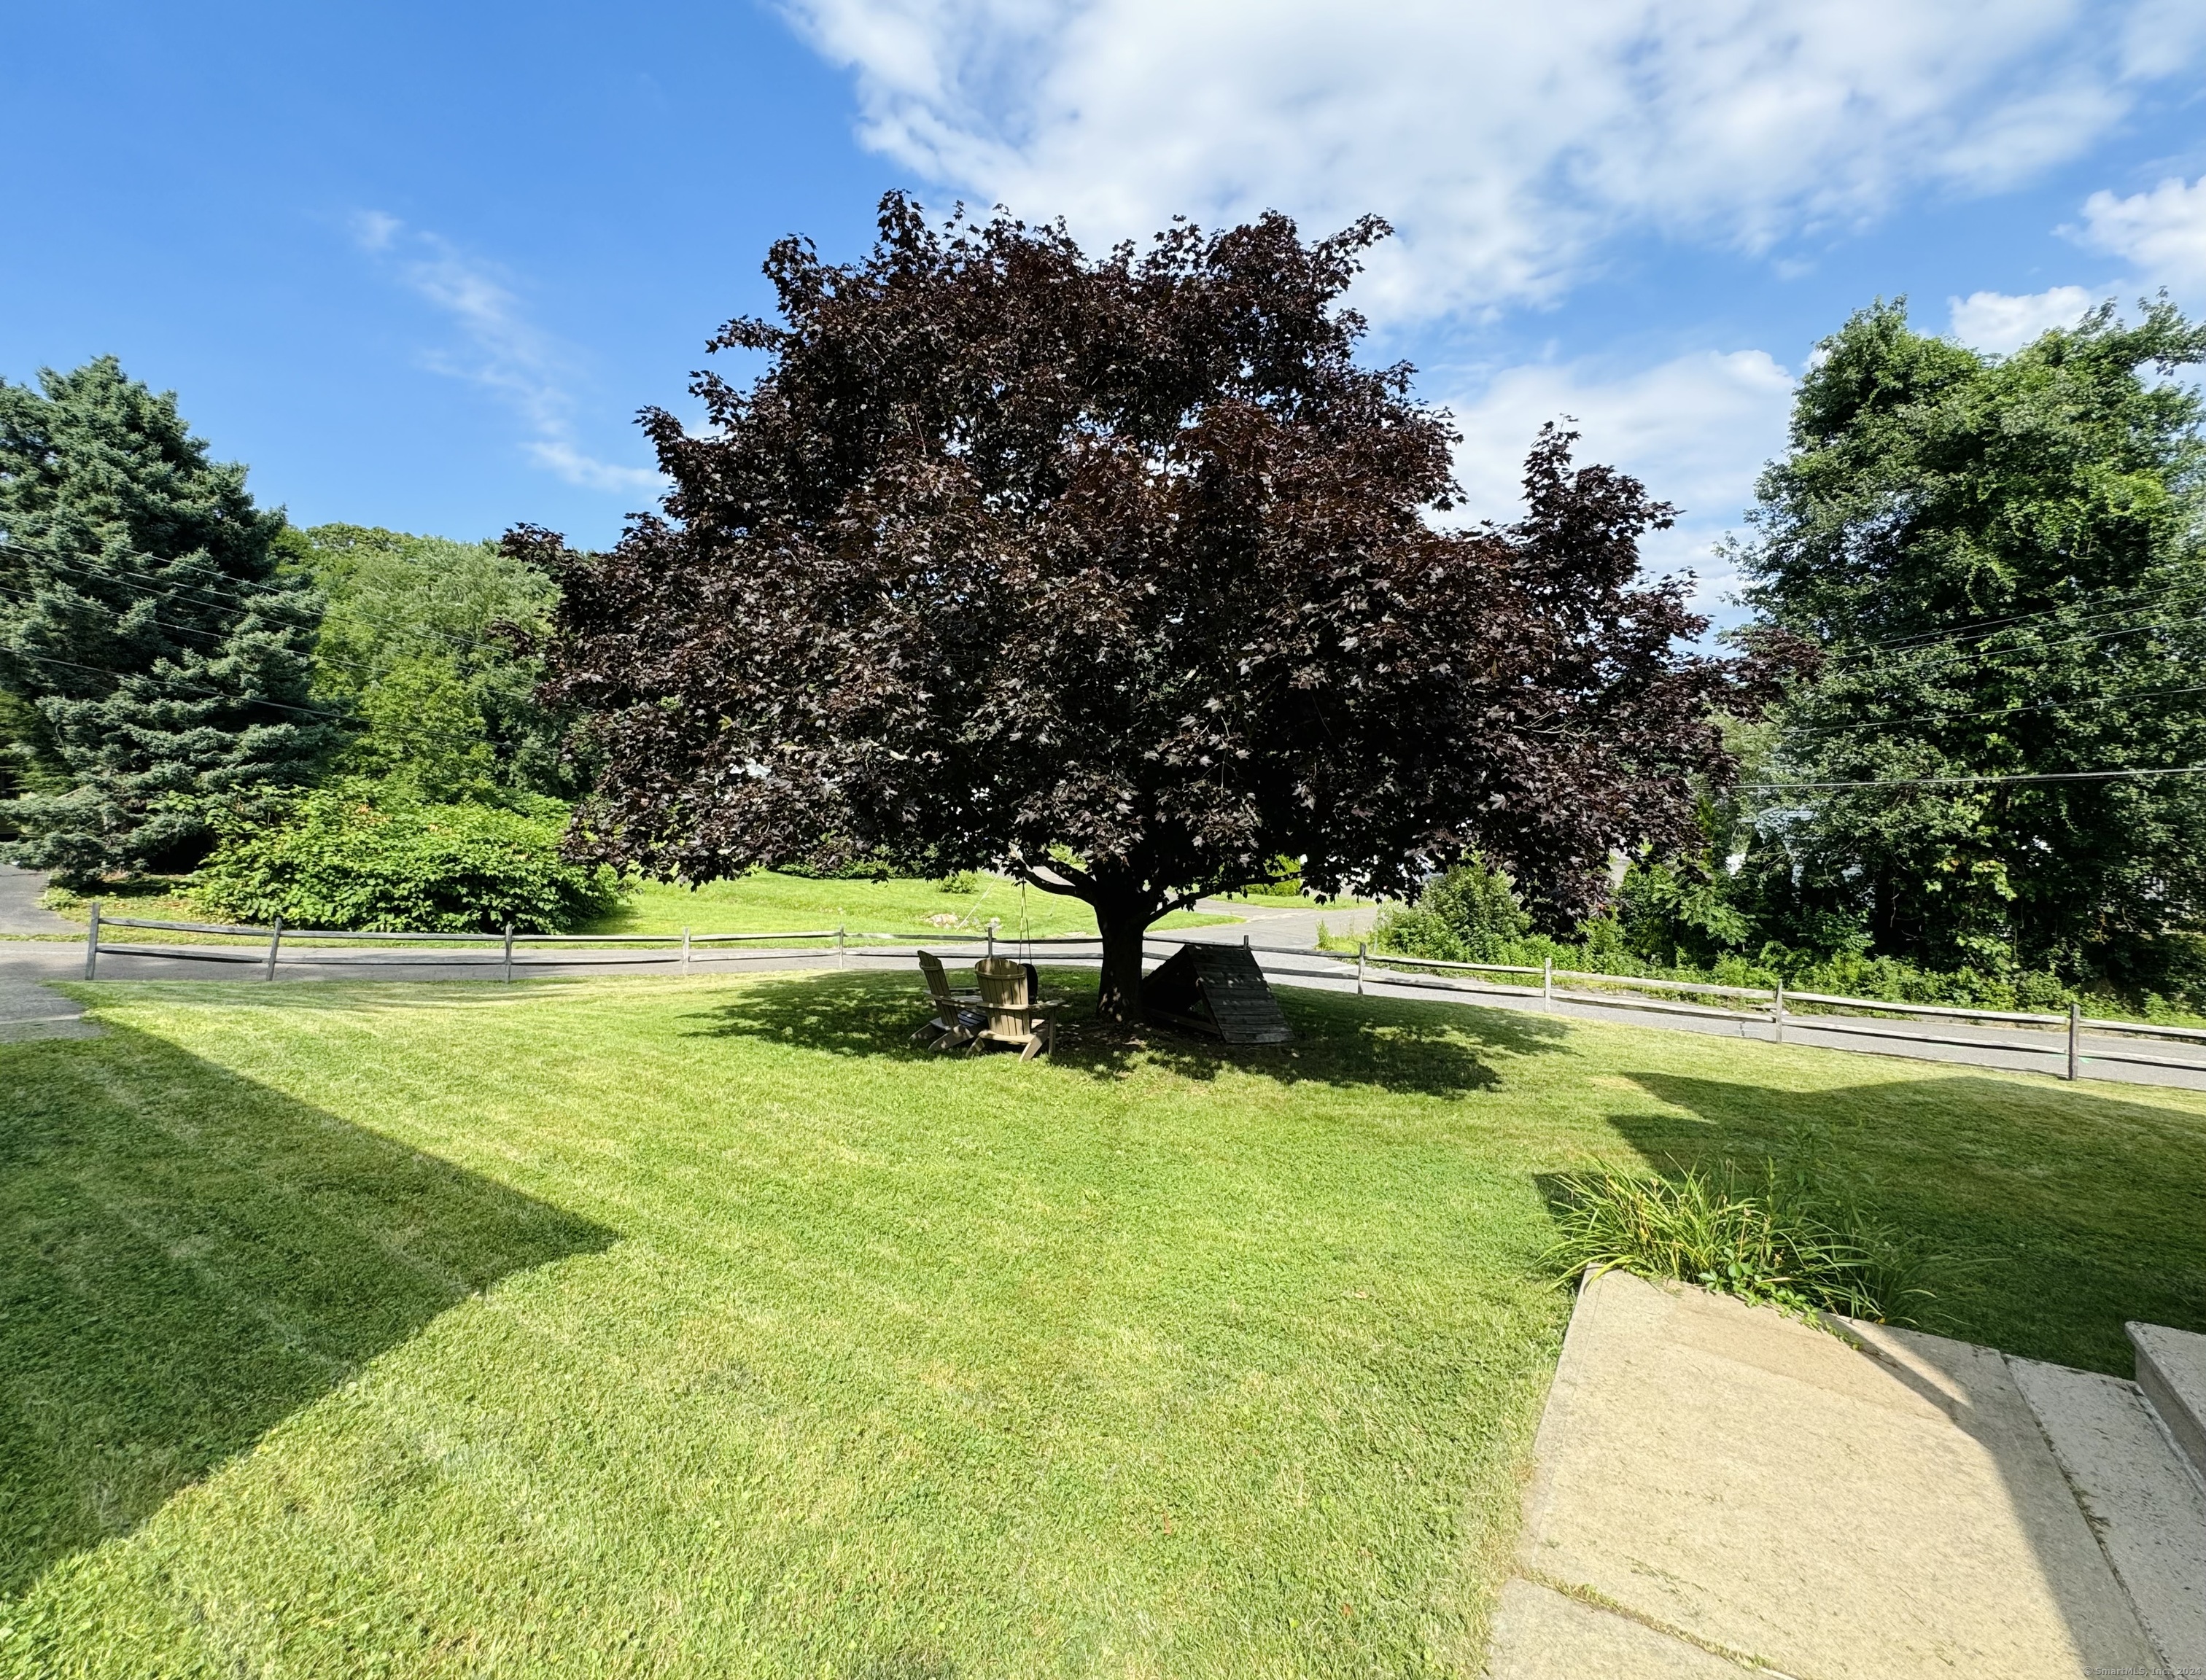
1370, 855, 1531, 962
193, 785, 622, 933
937, 870, 983, 894
1356, 892, 2087, 1013
1546, 1161, 1937, 1324
1612, 858, 1752, 964
775, 855, 896, 881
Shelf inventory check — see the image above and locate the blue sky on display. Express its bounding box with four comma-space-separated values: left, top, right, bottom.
7, 0, 2205, 616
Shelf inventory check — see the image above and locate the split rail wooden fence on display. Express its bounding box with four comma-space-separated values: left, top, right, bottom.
77, 905, 2206, 1083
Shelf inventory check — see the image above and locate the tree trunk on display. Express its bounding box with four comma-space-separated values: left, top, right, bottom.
1093, 900, 1153, 1024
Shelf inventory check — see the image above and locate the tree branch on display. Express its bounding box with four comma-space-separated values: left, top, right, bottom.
1009, 857, 1092, 898
1156, 886, 1213, 918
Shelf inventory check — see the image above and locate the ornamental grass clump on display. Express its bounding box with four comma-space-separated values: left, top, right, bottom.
1547, 1160, 1936, 1325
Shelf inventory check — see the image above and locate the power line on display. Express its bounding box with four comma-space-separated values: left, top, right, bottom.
1, 535, 319, 608
1798, 607, 2206, 695
1764, 578, 2206, 742
0, 647, 349, 723
0, 542, 547, 727
0, 539, 527, 663
1782, 679, 2206, 739
1774, 612, 2206, 742
28, 552, 322, 627
0, 537, 311, 608
1743, 765, 2206, 792
0, 576, 322, 669
0, 573, 446, 699
1821, 575, 2206, 665
16, 542, 512, 661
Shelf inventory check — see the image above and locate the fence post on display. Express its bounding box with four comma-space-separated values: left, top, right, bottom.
84, 900, 101, 980
263, 916, 284, 981
1773, 981, 1786, 1043
1541, 956, 1553, 1005
1356, 941, 1367, 996
2067, 1000, 2081, 1081
837, 923, 847, 970
502, 921, 514, 985
682, 926, 692, 978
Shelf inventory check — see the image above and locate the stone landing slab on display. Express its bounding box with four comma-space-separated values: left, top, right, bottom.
1487, 1269, 2203, 1678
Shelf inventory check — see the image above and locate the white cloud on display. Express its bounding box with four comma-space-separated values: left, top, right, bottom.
2115, 0, 2206, 79
1442, 348, 1796, 612
350, 209, 402, 253
1942, 174, 2206, 353
351, 213, 664, 494
2077, 174, 2206, 291
781, 0, 2198, 319
1947, 284, 2101, 353
524, 440, 667, 494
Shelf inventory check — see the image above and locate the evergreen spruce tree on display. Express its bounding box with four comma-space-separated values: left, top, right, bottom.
0, 357, 337, 885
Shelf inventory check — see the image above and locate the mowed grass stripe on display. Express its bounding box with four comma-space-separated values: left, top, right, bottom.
2, 970, 2202, 1676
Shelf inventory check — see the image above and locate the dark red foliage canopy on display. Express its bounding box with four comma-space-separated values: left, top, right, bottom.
520, 195, 1750, 1017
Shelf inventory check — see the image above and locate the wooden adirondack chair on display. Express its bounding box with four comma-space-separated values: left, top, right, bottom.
914, 951, 985, 1050
971, 957, 1063, 1060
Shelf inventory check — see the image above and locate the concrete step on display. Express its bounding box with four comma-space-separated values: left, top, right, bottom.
2131, 1321, 2206, 1487
1488, 1271, 2164, 1678
2013, 1357, 2206, 1676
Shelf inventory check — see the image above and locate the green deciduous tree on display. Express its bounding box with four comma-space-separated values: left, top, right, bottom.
347, 656, 500, 802
1738, 298, 2206, 983
282, 523, 573, 798
0, 358, 336, 884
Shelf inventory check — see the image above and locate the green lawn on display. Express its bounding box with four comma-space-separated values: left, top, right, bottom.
3, 973, 2202, 1677
581, 871, 1235, 940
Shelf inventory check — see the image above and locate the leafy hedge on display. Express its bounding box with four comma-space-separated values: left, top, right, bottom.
1369, 857, 2085, 1014
193, 786, 622, 933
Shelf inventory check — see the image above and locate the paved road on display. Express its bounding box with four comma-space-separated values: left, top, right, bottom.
0, 863, 74, 936
7, 936, 855, 987
1250, 949, 2206, 1092
0, 868, 97, 1038
12, 931, 2206, 1092
1183, 896, 1380, 947
0, 968, 99, 1041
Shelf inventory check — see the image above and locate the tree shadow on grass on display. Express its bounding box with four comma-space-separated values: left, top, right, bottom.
0, 1024, 614, 1601
683, 965, 1569, 1099
1585, 1069, 2206, 1373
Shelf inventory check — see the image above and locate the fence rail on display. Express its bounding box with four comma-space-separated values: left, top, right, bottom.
73, 906, 2206, 1084
76, 906, 1168, 986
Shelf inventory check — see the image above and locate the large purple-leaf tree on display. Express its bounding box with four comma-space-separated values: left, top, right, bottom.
519, 195, 1752, 1020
